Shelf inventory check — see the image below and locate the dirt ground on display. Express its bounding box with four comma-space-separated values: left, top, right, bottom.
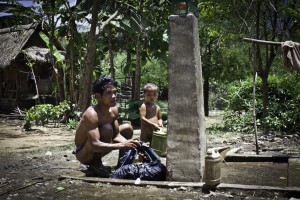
0, 115, 299, 200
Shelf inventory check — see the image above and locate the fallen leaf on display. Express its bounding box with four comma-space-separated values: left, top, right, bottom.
57, 186, 65, 191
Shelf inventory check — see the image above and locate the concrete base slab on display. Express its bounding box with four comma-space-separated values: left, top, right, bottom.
60, 175, 300, 197
225, 148, 300, 162
288, 158, 300, 187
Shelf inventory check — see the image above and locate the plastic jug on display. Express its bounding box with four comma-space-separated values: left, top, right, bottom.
205, 148, 221, 186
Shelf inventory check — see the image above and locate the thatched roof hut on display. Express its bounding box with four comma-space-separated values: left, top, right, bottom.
24, 46, 65, 64
0, 22, 65, 112
0, 22, 65, 69
0, 23, 37, 68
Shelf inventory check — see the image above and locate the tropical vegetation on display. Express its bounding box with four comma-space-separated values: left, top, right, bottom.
1, 0, 300, 134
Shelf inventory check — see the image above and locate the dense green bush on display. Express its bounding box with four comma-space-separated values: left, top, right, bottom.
224, 73, 300, 134
209, 82, 228, 110
24, 101, 71, 130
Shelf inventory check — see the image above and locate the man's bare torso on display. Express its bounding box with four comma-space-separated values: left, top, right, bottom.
75, 105, 117, 147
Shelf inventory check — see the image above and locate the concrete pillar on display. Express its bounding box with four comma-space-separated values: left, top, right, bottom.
167, 14, 206, 182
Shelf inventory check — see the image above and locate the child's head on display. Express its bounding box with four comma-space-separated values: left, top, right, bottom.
143, 83, 159, 104
92, 77, 117, 95
144, 83, 158, 93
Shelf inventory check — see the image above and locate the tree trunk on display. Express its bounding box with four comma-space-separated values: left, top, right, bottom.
131, 70, 135, 99
260, 73, 269, 117
133, 37, 141, 100
68, 20, 76, 105
54, 65, 65, 102
204, 78, 209, 116
78, 0, 100, 112
126, 50, 132, 87
50, 0, 64, 102
132, 0, 144, 101
69, 39, 75, 104
254, 1, 280, 120
108, 25, 115, 79
63, 68, 67, 101
127, 50, 135, 99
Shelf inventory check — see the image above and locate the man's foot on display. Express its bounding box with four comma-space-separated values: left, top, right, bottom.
88, 164, 111, 178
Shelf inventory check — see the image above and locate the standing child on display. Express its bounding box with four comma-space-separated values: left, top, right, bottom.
139, 83, 163, 145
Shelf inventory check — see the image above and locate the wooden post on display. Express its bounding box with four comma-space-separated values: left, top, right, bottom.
252, 43, 259, 155
31, 68, 40, 104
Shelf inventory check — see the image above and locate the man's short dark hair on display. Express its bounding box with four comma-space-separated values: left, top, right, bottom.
92, 77, 117, 94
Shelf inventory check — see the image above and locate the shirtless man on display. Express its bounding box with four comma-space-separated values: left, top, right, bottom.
75, 77, 139, 177
139, 83, 163, 145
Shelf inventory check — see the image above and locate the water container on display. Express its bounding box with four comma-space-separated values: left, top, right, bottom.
151, 127, 167, 156
205, 148, 221, 186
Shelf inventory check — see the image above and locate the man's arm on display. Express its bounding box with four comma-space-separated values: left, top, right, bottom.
112, 118, 128, 143
87, 127, 126, 152
80, 107, 137, 152
111, 107, 138, 144
88, 125, 138, 152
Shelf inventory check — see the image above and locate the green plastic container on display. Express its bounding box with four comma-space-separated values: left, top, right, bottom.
151, 128, 167, 156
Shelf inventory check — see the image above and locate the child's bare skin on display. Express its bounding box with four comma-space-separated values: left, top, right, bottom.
139, 83, 162, 145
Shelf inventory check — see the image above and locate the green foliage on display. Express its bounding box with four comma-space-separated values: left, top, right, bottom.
141, 59, 168, 90
208, 82, 227, 110
224, 73, 300, 134
91, 95, 98, 106
125, 100, 143, 127
68, 118, 77, 129
223, 110, 254, 133
206, 122, 225, 135
24, 101, 71, 130
156, 100, 168, 121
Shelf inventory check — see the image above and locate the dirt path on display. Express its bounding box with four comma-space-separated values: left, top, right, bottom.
0, 118, 299, 199
0, 120, 74, 153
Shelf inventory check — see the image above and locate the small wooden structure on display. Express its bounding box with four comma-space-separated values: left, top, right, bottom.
0, 22, 65, 112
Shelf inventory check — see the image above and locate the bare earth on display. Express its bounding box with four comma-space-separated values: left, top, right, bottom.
0, 116, 299, 199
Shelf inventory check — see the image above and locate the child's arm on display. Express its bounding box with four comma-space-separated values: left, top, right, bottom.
157, 106, 163, 127
139, 103, 160, 130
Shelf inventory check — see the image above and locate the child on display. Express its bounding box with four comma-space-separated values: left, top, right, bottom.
139, 83, 163, 146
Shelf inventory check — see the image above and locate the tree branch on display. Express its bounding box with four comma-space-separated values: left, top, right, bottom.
97, 10, 119, 34
243, 38, 282, 46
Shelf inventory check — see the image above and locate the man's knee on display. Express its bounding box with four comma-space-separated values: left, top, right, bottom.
120, 123, 133, 139
100, 124, 114, 134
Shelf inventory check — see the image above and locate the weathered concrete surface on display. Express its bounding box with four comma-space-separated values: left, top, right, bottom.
224, 147, 300, 162
288, 158, 300, 187
167, 14, 206, 182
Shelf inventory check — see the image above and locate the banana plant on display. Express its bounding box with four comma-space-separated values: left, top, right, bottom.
39, 31, 68, 101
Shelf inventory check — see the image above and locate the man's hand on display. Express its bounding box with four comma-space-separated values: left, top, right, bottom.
122, 138, 140, 149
